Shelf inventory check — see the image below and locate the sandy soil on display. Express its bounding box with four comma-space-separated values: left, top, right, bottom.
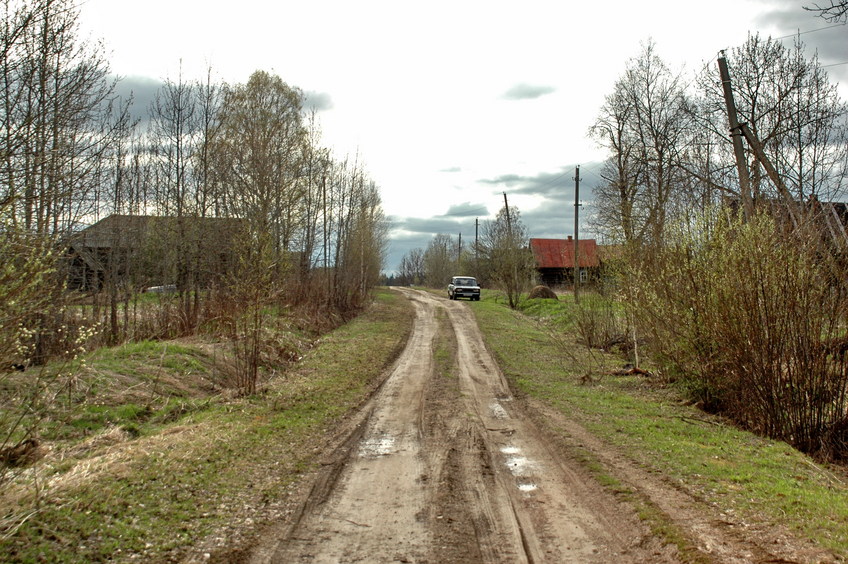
239, 289, 836, 563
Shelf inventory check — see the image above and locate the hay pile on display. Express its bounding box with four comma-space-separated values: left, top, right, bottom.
528, 285, 558, 300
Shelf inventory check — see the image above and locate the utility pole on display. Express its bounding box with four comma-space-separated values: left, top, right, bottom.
503, 192, 518, 300
458, 232, 462, 273
573, 165, 581, 304
503, 192, 512, 233
322, 172, 330, 297
717, 51, 753, 218
475, 218, 479, 277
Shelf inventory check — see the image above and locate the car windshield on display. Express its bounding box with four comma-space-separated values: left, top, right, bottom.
455, 278, 476, 286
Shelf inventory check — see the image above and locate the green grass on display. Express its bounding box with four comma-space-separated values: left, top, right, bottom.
0, 288, 414, 563
433, 308, 456, 379
89, 340, 206, 377
471, 295, 848, 558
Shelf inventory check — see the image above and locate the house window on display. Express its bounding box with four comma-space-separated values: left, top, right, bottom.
579, 268, 588, 283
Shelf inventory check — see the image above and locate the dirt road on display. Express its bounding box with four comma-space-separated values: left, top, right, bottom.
247, 289, 677, 563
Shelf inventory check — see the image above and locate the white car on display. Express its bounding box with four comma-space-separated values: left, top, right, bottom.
448, 276, 481, 301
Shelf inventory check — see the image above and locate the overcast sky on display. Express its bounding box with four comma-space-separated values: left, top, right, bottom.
77, 0, 847, 273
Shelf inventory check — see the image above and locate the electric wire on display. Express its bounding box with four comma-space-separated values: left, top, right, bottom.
772, 22, 846, 41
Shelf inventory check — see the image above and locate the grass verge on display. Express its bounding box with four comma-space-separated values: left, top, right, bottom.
471, 291, 848, 559
0, 288, 413, 563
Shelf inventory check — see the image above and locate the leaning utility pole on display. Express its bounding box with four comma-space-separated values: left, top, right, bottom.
503, 192, 518, 299
717, 51, 754, 218
503, 192, 512, 233
573, 165, 581, 304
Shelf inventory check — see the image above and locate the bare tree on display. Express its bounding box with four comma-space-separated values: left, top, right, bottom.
333, 178, 387, 310
101, 94, 138, 343
193, 66, 223, 218
589, 83, 640, 244
293, 111, 331, 302
213, 70, 307, 262
589, 41, 692, 246
693, 34, 848, 203
479, 205, 534, 309
398, 247, 425, 286
804, 0, 848, 22
147, 68, 202, 330
0, 0, 125, 234
423, 233, 456, 288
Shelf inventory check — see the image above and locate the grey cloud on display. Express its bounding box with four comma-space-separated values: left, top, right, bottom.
440, 166, 462, 173
443, 202, 488, 217
113, 75, 164, 124
399, 216, 474, 235
484, 161, 606, 240
522, 204, 581, 239
304, 90, 334, 112
502, 83, 556, 100
753, 0, 808, 27
479, 166, 585, 198
385, 236, 423, 275
479, 173, 528, 187
753, 1, 848, 82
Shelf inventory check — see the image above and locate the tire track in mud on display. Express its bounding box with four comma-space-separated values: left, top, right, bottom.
442, 298, 653, 563
252, 289, 673, 563
265, 290, 437, 563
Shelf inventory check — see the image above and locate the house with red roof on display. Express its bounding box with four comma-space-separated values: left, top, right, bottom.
529, 237, 600, 287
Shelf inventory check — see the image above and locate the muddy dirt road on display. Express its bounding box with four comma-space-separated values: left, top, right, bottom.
247, 289, 676, 563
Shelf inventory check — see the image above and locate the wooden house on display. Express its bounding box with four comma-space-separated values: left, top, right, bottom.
529, 237, 600, 287
66, 214, 245, 292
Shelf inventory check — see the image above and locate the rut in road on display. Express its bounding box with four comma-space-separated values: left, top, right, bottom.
254, 289, 672, 563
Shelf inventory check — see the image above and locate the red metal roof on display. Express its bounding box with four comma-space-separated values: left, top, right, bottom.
529, 238, 600, 268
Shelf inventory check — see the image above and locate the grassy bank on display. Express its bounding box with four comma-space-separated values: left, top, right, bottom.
0, 288, 413, 563
471, 291, 848, 559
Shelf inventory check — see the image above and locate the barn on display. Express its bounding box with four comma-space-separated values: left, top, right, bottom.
66, 214, 245, 292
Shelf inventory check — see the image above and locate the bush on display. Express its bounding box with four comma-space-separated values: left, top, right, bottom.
575, 305, 628, 353
628, 208, 848, 460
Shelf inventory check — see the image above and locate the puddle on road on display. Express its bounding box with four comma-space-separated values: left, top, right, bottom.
505, 455, 533, 473
359, 434, 396, 458
489, 401, 509, 419
500, 445, 540, 492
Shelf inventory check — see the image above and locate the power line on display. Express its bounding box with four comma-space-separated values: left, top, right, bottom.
701, 22, 847, 81
773, 22, 846, 41
537, 170, 570, 188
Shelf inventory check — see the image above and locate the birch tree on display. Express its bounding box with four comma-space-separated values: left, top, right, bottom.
589, 41, 692, 245
213, 70, 307, 264
0, 0, 123, 234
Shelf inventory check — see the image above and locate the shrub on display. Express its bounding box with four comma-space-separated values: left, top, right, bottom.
628, 208, 848, 459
